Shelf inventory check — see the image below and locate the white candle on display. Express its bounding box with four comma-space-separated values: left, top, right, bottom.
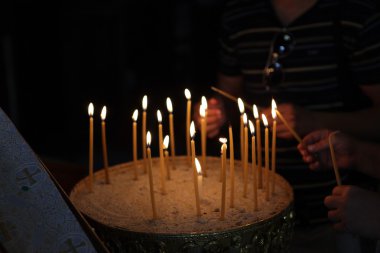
271, 99, 277, 195
238, 98, 245, 163
195, 157, 203, 199
101, 106, 110, 184
219, 137, 227, 220
243, 113, 248, 198
132, 109, 139, 180
190, 121, 201, 216
166, 97, 176, 170
200, 103, 207, 176
253, 104, 262, 189
88, 103, 94, 192
185, 89, 192, 164
142, 95, 148, 173
249, 120, 258, 210
157, 110, 166, 194
146, 131, 157, 219
163, 135, 171, 180
262, 114, 270, 201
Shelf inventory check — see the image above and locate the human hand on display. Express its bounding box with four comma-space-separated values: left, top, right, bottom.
297, 130, 356, 170
324, 185, 380, 239
262, 103, 315, 140
193, 97, 226, 138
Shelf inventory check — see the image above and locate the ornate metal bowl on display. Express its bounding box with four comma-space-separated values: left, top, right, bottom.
71, 156, 294, 253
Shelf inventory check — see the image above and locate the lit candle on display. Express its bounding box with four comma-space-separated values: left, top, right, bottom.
163, 135, 171, 180
195, 157, 203, 199
142, 95, 148, 173
238, 98, 245, 163
200, 103, 207, 176
101, 106, 110, 184
185, 89, 192, 165
243, 113, 248, 198
262, 114, 270, 201
166, 97, 176, 170
190, 121, 201, 216
249, 120, 258, 211
219, 137, 227, 220
329, 132, 342, 186
229, 125, 235, 208
157, 110, 166, 194
271, 100, 277, 195
146, 131, 157, 219
253, 105, 263, 189
132, 109, 139, 180
88, 103, 94, 192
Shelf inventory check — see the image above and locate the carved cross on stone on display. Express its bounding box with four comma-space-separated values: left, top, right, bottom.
16, 167, 41, 186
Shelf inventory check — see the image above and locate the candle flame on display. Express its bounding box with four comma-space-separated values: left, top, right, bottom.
271, 99, 277, 119
243, 113, 247, 125
142, 95, 148, 110
101, 106, 107, 120
199, 104, 206, 118
190, 121, 196, 138
166, 97, 173, 113
253, 104, 259, 119
184, 89, 191, 100
146, 131, 151, 147
195, 157, 202, 175
249, 120, 255, 134
88, 102, 94, 116
201, 96, 208, 110
163, 135, 169, 149
237, 98, 245, 114
262, 114, 268, 127
157, 110, 162, 123
132, 109, 138, 121
219, 137, 227, 144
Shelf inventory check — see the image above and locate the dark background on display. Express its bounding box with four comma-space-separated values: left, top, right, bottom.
0, 0, 226, 191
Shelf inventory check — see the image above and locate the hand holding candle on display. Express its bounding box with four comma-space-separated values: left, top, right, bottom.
88, 103, 94, 192
132, 109, 139, 180
146, 131, 157, 219
166, 97, 176, 169
101, 106, 110, 184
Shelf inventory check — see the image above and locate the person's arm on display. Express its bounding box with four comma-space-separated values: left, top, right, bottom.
298, 129, 380, 179
324, 185, 380, 239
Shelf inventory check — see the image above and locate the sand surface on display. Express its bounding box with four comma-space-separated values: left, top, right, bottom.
70, 156, 293, 234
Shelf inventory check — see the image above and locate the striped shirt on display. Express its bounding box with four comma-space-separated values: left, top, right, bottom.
219, 0, 380, 224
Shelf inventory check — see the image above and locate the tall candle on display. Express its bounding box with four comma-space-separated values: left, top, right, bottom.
195, 158, 203, 199
142, 95, 148, 173
163, 135, 171, 180
146, 131, 157, 219
157, 110, 166, 194
88, 103, 94, 192
166, 97, 176, 170
262, 114, 270, 201
238, 98, 245, 162
190, 121, 201, 216
185, 89, 192, 164
229, 125, 235, 208
219, 137, 227, 220
101, 106, 110, 184
275, 109, 302, 143
271, 100, 277, 195
253, 105, 263, 189
249, 120, 258, 211
132, 109, 139, 180
329, 131, 342, 186
243, 113, 248, 198
200, 104, 207, 176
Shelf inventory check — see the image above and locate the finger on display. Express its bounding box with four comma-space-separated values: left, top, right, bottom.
208, 98, 220, 107
324, 195, 340, 209
208, 129, 220, 139
206, 122, 222, 133
327, 209, 341, 222
332, 185, 347, 196
309, 161, 321, 170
